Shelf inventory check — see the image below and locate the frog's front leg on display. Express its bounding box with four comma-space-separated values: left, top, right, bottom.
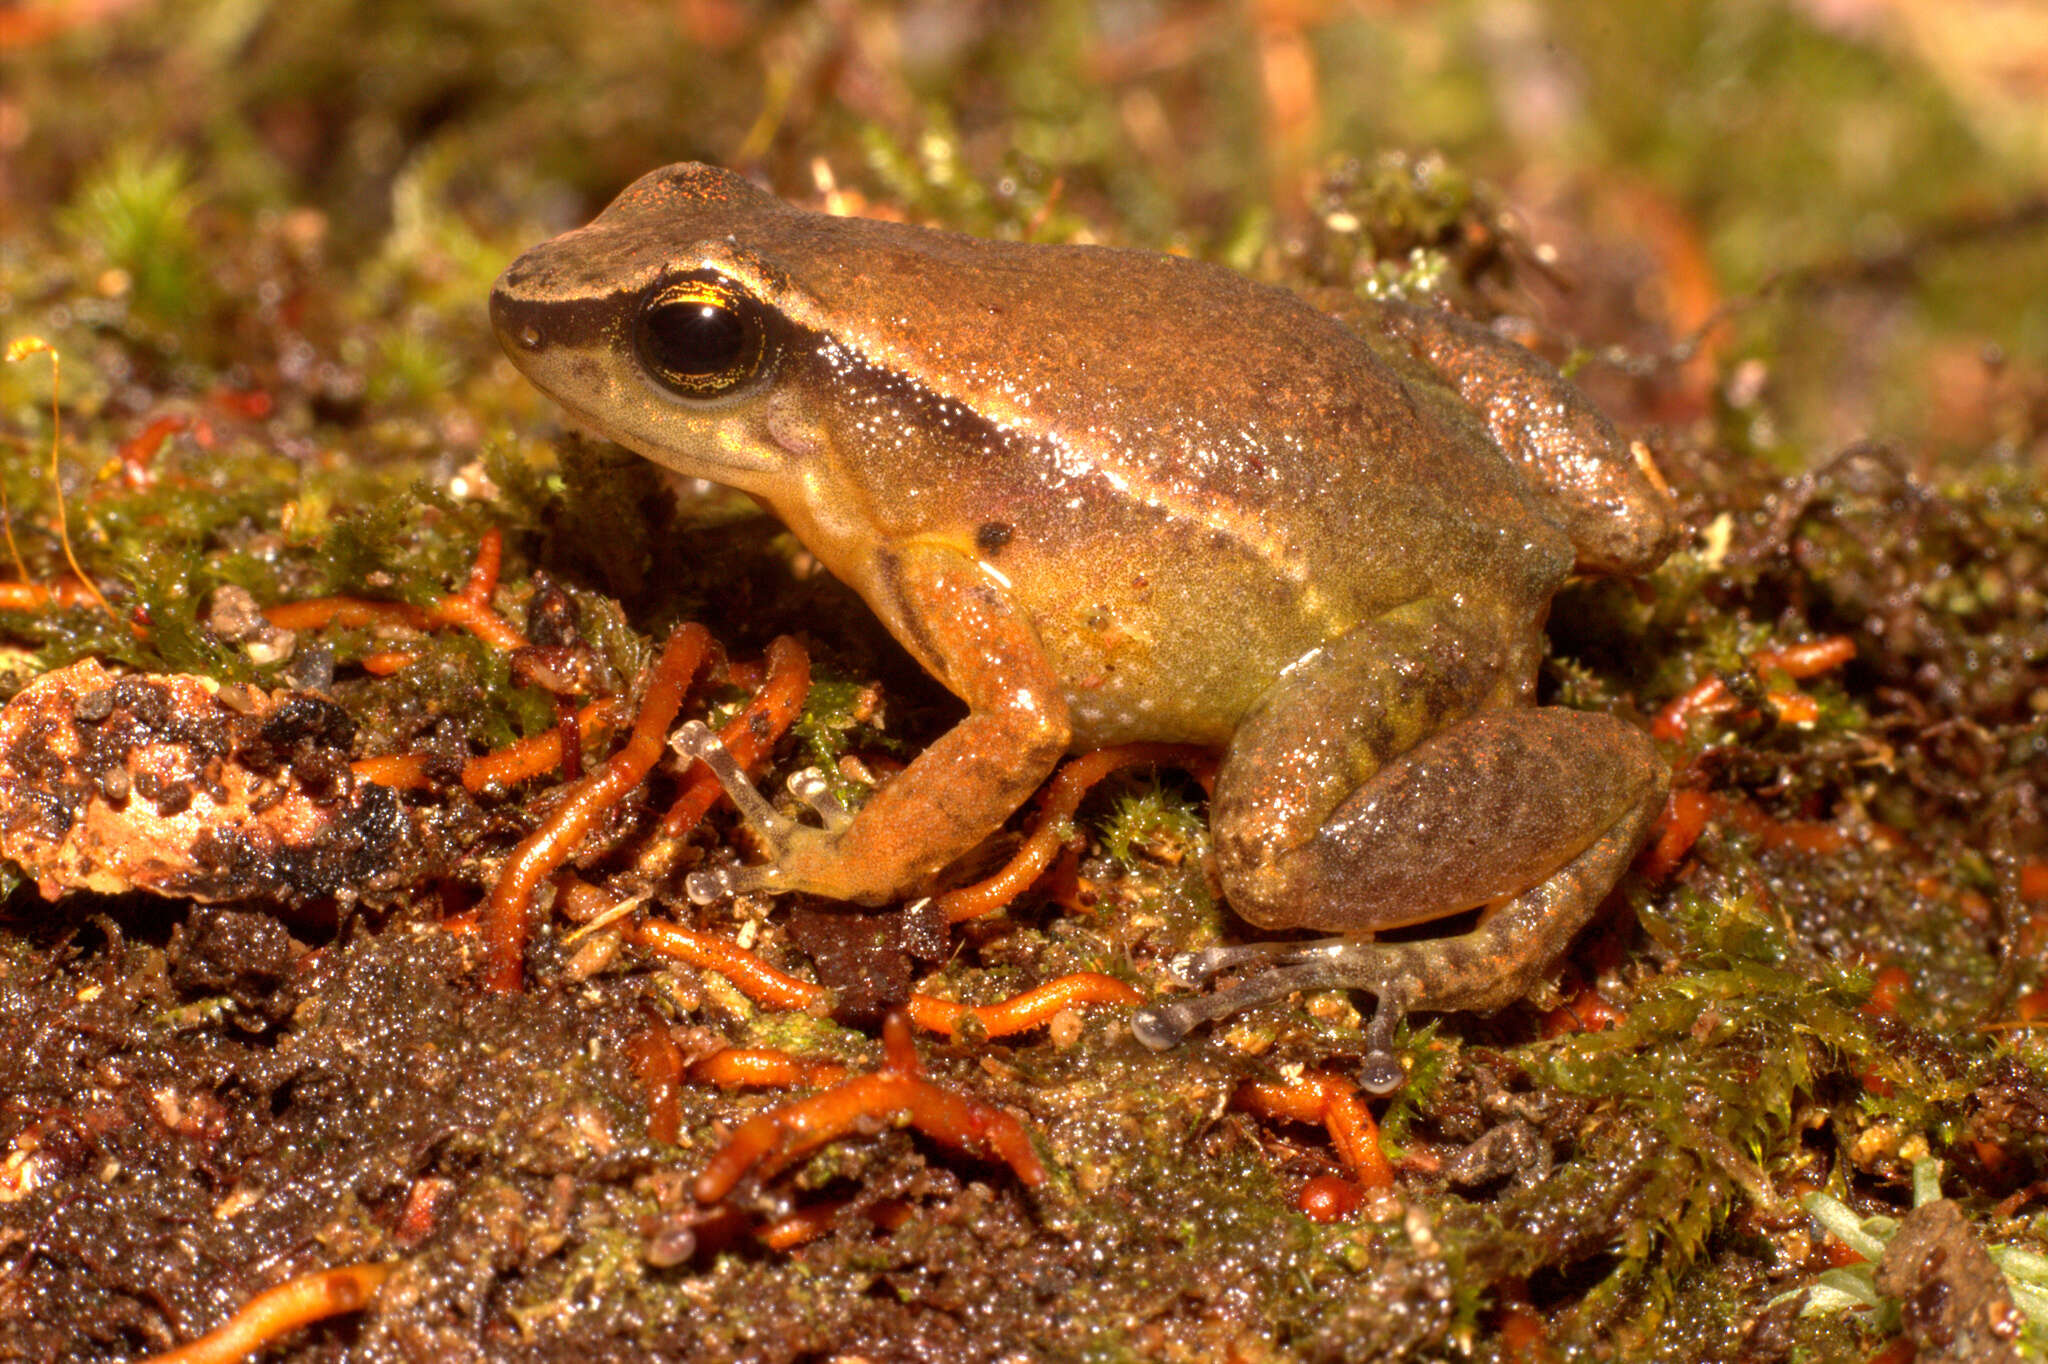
688, 541, 1070, 906
1131, 600, 1665, 1090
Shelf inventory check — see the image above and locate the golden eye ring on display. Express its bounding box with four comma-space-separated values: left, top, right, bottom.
634, 275, 768, 399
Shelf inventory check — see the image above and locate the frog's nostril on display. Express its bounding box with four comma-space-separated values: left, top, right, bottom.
488, 281, 546, 351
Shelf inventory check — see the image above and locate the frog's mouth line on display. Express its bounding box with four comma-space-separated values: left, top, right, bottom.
494, 332, 787, 482
517, 386, 624, 447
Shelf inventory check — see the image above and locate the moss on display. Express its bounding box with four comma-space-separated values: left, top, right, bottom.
1095, 772, 1209, 873
57, 148, 205, 326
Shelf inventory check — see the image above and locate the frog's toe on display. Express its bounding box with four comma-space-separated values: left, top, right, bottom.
1354, 983, 1412, 1094
674, 720, 859, 904
1135, 943, 1417, 1090
1128, 997, 1207, 1051
1134, 952, 1332, 1046
1160, 942, 1293, 987
1134, 946, 1406, 1036
684, 860, 761, 904
674, 720, 797, 842
784, 766, 854, 832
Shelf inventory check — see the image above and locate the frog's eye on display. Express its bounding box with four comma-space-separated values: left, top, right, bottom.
634, 277, 769, 399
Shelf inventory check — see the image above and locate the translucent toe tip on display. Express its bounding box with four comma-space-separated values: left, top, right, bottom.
673, 719, 794, 838
1357, 1052, 1405, 1095
1129, 1005, 1192, 1051
786, 768, 853, 831
684, 868, 734, 905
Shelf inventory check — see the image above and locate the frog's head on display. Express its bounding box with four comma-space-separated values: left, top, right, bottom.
490, 164, 837, 495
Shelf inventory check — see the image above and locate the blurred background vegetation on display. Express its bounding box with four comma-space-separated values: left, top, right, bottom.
2, 0, 2044, 467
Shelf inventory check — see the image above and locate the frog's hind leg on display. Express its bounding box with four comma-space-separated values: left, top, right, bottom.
1132, 782, 1660, 1090
1131, 605, 1665, 1088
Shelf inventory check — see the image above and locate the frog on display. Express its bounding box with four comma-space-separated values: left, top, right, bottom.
490, 163, 1678, 1090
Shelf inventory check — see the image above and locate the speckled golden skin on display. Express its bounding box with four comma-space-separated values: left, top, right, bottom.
491, 164, 1678, 1055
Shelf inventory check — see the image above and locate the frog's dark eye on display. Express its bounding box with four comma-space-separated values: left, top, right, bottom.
634, 277, 768, 399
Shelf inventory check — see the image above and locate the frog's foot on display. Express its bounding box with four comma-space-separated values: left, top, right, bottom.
674, 720, 857, 904
1133, 942, 1418, 1093
1134, 779, 1663, 1091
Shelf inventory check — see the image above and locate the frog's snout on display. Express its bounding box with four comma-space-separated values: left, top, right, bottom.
488, 274, 543, 356
490, 248, 630, 367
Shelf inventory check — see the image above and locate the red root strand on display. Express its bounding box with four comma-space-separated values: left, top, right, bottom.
263, 527, 530, 652
626, 1018, 687, 1145
138, 1262, 392, 1364
659, 636, 812, 838
479, 624, 713, 991
936, 742, 1213, 923
692, 1047, 851, 1091
1652, 635, 1855, 741
906, 972, 1141, 1038
1235, 1069, 1395, 1191
693, 1012, 1044, 1203
631, 920, 828, 1011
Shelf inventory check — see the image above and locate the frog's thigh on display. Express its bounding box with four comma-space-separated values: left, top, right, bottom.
1212, 601, 1666, 1010
1213, 598, 1519, 928
1224, 707, 1662, 940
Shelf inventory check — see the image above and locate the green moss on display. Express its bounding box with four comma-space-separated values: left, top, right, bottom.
58, 148, 204, 325
1095, 773, 1208, 873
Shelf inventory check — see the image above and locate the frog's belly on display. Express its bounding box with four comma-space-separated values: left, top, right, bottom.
1033, 587, 1328, 749
989, 473, 1563, 748
1056, 669, 1245, 748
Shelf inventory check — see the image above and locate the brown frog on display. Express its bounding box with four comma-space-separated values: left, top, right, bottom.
490, 163, 1677, 1088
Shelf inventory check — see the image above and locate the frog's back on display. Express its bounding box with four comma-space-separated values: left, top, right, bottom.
570, 165, 1576, 738
802, 230, 1576, 738
634, 180, 1565, 590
